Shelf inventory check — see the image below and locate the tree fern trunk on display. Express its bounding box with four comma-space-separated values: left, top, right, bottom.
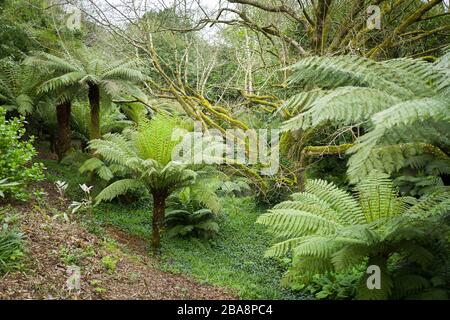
55, 100, 71, 162
151, 192, 167, 254
88, 83, 101, 140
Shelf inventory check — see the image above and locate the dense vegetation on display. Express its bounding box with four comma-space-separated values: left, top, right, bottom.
0, 0, 449, 300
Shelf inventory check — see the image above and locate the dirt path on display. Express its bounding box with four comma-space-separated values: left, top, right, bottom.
0, 182, 235, 300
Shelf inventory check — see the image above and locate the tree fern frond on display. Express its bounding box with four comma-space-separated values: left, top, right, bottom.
79, 157, 104, 174
24, 52, 82, 74
134, 114, 181, 165
331, 244, 369, 271
392, 275, 430, 299
305, 179, 365, 224
257, 209, 340, 238
273, 200, 344, 225
39, 72, 85, 93
276, 89, 327, 118
405, 190, 450, 218
282, 87, 401, 131
264, 237, 305, 257
95, 178, 144, 203
291, 256, 334, 276
293, 236, 341, 259
289, 55, 413, 98
371, 97, 450, 128
356, 171, 405, 221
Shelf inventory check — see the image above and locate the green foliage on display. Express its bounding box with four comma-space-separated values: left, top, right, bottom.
258, 171, 450, 299
0, 58, 43, 115
70, 102, 132, 143
0, 178, 19, 198
282, 54, 450, 184
0, 107, 44, 200
165, 208, 219, 239
0, 210, 24, 274
0, 225, 23, 274
165, 185, 221, 239
59, 245, 95, 266
101, 255, 119, 274
289, 267, 364, 300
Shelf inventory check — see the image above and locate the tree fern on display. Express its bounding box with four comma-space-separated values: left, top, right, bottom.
25, 47, 145, 140
258, 171, 450, 299
0, 58, 41, 114
89, 115, 224, 252
281, 54, 450, 184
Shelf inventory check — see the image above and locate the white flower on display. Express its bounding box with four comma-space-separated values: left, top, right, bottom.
79, 184, 93, 194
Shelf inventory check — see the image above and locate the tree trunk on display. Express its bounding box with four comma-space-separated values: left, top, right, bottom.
88, 83, 101, 140
55, 100, 72, 162
151, 192, 167, 254
313, 0, 332, 54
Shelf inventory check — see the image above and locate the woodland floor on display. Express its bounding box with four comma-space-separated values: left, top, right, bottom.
0, 181, 235, 300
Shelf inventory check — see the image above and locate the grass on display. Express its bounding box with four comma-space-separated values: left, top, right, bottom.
160, 197, 303, 299
40, 155, 304, 299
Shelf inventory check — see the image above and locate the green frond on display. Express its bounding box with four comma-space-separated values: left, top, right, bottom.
15, 93, 34, 115
392, 275, 430, 299
24, 52, 82, 74
381, 58, 443, 96
276, 89, 328, 118
305, 179, 365, 224
79, 157, 105, 173
282, 86, 402, 131
39, 72, 85, 93
291, 256, 334, 276
95, 178, 144, 203
356, 171, 404, 221
400, 244, 434, 269
273, 200, 344, 225
257, 209, 340, 238
288, 55, 413, 98
88, 134, 141, 171
405, 190, 450, 218
293, 236, 341, 259
346, 96, 450, 183
264, 237, 305, 257
371, 97, 450, 128
102, 67, 145, 82
134, 114, 181, 165
331, 244, 369, 271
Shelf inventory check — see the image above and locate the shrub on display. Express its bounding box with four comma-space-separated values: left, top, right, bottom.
165, 187, 220, 239
0, 107, 44, 200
